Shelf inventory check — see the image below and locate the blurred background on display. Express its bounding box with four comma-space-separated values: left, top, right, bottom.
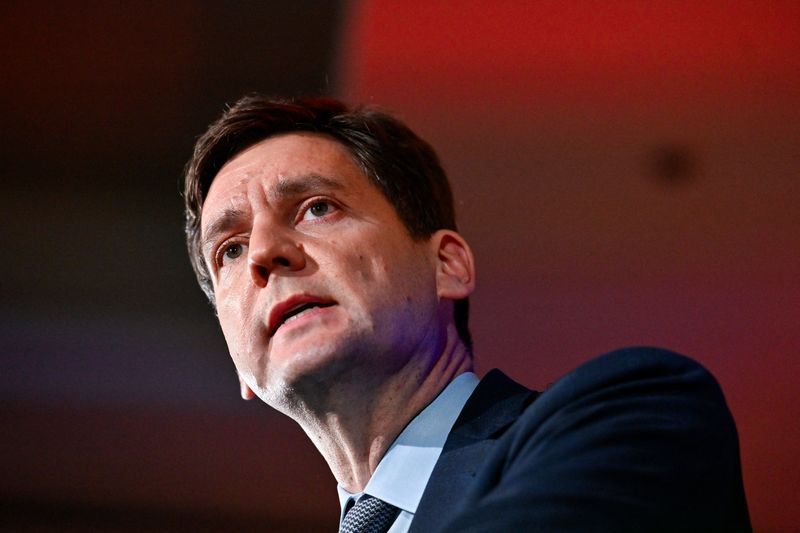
1, 1, 798, 531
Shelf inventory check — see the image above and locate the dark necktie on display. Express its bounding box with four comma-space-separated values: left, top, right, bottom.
339, 495, 401, 533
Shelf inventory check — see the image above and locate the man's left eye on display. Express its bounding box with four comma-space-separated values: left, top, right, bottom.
302, 201, 333, 220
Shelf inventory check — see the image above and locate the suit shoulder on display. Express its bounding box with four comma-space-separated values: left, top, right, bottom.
532, 346, 726, 414
566, 345, 717, 383
500, 346, 743, 495
441, 348, 751, 531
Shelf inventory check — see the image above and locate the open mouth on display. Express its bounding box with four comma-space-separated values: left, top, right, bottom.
271, 300, 335, 337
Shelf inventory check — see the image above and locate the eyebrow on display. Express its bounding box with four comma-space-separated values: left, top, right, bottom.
201, 207, 249, 259
270, 173, 344, 201
200, 173, 346, 258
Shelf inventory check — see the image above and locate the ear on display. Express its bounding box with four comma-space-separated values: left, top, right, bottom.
238, 374, 256, 400
431, 230, 476, 300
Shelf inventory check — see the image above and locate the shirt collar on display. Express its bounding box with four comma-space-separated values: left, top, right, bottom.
337, 372, 479, 519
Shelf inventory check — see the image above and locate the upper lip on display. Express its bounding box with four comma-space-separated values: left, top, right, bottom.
268, 294, 335, 337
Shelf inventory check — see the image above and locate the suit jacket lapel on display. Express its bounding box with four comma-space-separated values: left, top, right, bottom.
409, 370, 539, 533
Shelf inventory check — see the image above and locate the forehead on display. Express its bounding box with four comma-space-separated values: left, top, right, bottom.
201, 132, 370, 221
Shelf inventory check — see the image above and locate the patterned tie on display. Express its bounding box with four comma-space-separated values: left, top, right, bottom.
339, 495, 401, 533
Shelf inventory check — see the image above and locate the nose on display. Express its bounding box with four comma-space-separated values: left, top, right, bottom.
248, 216, 306, 287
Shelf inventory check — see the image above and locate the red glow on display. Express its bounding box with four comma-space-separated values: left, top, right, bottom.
342, 1, 800, 111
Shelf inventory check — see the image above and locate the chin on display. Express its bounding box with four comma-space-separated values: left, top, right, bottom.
253, 343, 342, 406
268, 338, 390, 409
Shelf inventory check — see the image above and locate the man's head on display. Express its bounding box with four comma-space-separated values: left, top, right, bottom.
183, 95, 474, 405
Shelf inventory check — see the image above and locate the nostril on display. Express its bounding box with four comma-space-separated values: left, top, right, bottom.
251, 263, 270, 284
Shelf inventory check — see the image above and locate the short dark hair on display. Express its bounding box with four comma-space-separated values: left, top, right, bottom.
183, 94, 472, 350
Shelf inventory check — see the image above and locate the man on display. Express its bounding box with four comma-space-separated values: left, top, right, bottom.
183, 95, 751, 532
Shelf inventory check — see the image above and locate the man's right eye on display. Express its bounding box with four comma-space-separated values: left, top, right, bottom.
219, 243, 246, 265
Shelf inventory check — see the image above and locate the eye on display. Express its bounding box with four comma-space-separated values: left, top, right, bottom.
301, 199, 336, 221
218, 242, 247, 266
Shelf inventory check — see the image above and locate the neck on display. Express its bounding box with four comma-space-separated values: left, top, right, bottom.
288, 330, 473, 493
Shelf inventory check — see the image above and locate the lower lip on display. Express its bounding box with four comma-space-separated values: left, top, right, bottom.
274, 305, 336, 337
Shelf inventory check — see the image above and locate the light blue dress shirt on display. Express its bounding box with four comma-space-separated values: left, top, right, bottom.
337, 372, 480, 533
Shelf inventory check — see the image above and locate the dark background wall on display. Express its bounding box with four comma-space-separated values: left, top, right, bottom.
2, 2, 798, 531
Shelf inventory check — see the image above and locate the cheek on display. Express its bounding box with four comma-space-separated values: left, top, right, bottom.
349, 251, 400, 296
325, 249, 380, 287
363, 248, 433, 303
356, 252, 381, 282
217, 306, 243, 354
215, 285, 255, 348
321, 234, 433, 304
217, 303, 237, 332
217, 303, 269, 375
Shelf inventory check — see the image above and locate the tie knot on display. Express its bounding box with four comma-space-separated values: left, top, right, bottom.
339, 495, 401, 533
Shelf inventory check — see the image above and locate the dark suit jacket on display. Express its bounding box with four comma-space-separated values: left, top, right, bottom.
410, 347, 751, 532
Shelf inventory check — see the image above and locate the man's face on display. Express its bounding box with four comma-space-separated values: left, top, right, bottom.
200, 133, 443, 408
